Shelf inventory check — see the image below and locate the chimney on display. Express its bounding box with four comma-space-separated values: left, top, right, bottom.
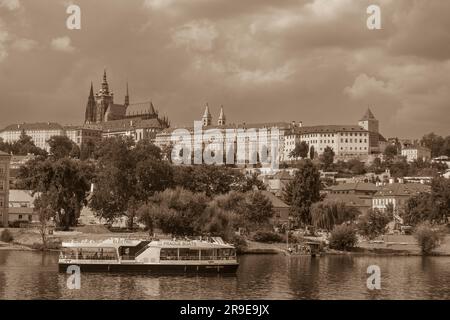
298, 121, 303, 128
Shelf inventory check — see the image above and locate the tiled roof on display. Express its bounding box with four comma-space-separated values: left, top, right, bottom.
327, 182, 378, 192
101, 118, 164, 132
9, 190, 39, 203
360, 108, 376, 121
260, 191, 290, 208
292, 125, 367, 135
1, 122, 64, 132
374, 183, 431, 197
324, 193, 370, 207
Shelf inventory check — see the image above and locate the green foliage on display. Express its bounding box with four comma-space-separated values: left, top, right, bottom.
0, 132, 47, 156
289, 141, 309, 159
420, 133, 450, 158
402, 178, 450, 225
253, 231, 283, 243
320, 146, 335, 170
243, 191, 274, 226
90, 137, 173, 226
383, 144, 398, 160
329, 224, 358, 251
230, 234, 247, 253
289, 159, 322, 225
357, 209, 392, 240
47, 135, 80, 159
414, 223, 444, 254
311, 201, 360, 231
0, 229, 14, 243
309, 145, 315, 160
18, 157, 93, 230
173, 165, 237, 197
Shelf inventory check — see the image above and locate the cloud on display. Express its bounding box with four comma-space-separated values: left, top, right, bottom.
50, 36, 75, 53
0, 0, 20, 11
172, 20, 218, 52
12, 38, 37, 52
345, 73, 392, 100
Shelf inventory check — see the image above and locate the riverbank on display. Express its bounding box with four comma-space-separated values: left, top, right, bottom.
2, 227, 450, 256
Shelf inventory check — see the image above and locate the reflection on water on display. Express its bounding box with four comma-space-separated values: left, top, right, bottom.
0, 251, 449, 299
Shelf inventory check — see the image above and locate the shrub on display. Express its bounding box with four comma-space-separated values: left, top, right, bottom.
230, 234, 247, 254
252, 231, 283, 243
329, 224, 358, 251
414, 223, 444, 255
357, 209, 392, 240
0, 229, 14, 243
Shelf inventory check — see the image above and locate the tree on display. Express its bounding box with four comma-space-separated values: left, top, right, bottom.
383, 144, 398, 161
329, 224, 358, 251
90, 137, 173, 228
235, 172, 266, 192
173, 165, 239, 197
47, 135, 80, 159
18, 157, 93, 230
243, 191, 274, 227
402, 178, 450, 225
80, 138, 96, 160
3, 132, 47, 156
289, 141, 309, 159
320, 146, 335, 170
311, 201, 360, 231
289, 160, 322, 225
421, 133, 445, 158
34, 195, 54, 249
309, 145, 315, 160
357, 208, 392, 240
414, 223, 444, 255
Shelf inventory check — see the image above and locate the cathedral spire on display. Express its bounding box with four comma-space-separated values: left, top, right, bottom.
124, 82, 130, 107
89, 82, 94, 98
102, 69, 109, 92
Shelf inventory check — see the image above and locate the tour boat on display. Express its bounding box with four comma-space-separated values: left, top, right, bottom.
58, 237, 239, 274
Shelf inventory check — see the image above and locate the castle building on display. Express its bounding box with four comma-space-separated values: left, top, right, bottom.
84, 71, 170, 140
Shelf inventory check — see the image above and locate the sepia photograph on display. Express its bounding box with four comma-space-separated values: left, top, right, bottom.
0, 0, 449, 308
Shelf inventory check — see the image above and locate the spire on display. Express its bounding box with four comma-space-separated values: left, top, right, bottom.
361, 107, 376, 120
89, 82, 94, 98
124, 82, 130, 107
202, 103, 212, 127
149, 101, 156, 114
218, 105, 226, 126
102, 69, 109, 92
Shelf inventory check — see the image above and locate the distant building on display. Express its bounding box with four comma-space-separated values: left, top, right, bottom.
260, 190, 290, 226
0, 122, 66, 152
0, 151, 11, 226
8, 190, 39, 225
324, 193, 371, 215
8, 154, 35, 188
325, 182, 379, 197
283, 108, 386, 162
372, 183, 431, 213
401, 145, 431, 162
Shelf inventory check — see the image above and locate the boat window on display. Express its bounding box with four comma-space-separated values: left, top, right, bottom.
200, 249, 215, 260
217, 249, 236, 259
160, 248, 178, 260
60, 247, 117, 260
178, 248, 200, 260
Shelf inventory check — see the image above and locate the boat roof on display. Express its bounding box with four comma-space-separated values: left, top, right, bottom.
61, 238, 235, 249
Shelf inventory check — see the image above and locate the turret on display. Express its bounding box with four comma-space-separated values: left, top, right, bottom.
202, 103, 212, 127
218, 105, 226, 126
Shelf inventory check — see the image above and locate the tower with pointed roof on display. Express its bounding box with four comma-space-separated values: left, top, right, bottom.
358, 107, 379, 133
84, 82, 96, 124
124, 82, 130, 107
218, 105, 226, 126
202, 103, 212, 127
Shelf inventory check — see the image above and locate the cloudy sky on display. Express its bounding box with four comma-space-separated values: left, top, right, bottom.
0, 0, 449, 138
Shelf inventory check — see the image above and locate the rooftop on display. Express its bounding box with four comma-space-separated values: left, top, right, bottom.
374, 183, 431, 197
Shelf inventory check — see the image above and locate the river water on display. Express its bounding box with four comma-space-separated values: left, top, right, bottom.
0, 251, 449, 299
